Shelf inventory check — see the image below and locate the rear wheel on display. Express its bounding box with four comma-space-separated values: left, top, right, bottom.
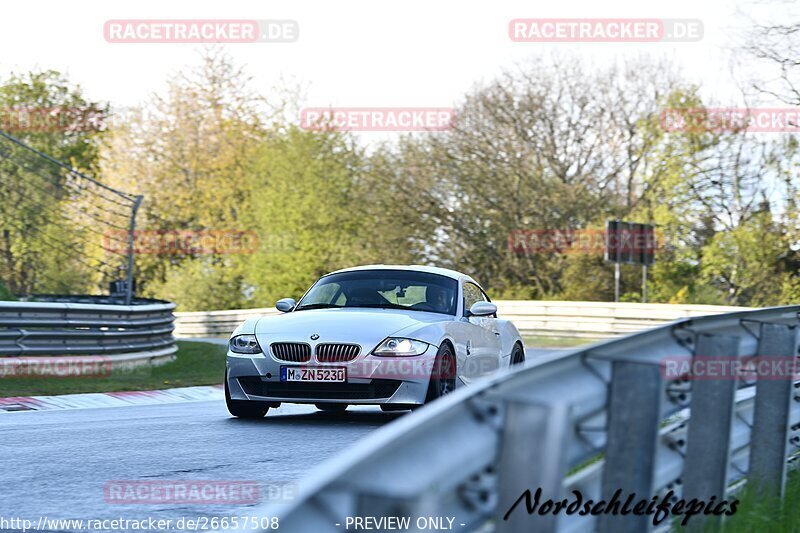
225, 372, 270, 419
425, 343, 456, 403
315, 403, 348, 412
510, 343, 525, 366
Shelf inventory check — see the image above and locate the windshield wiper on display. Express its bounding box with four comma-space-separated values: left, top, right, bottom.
294, 303, 344, 311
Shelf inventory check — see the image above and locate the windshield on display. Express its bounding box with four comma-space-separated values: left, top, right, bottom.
295, 269, 458, 315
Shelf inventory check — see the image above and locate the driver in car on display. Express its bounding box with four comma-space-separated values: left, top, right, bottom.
426, 285, 451, 313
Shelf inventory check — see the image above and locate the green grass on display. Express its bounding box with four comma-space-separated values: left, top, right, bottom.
0, 341, 227, 397
717, 467, 800, 532
522, 335, 598, 348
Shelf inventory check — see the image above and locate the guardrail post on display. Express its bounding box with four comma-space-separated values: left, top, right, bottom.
495, 401, 571, 533
125, 195, 143, 305
749, 323, 797, 499
682, 333, 740, 530
597, 360, 664, 533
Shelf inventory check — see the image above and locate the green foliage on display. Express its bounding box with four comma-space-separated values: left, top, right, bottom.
101, 52, 415, 310
3, 55, 798, 309
780, 275, 800, 304
145, 258, 250, 311
0, 340, 226, 396
558, 254, 614, 302
0, 278, 14, 300
721, 468, 800, 532
101, 51, 265, 308
244, 128, 354, 302
0, 70, 108, 296
240, 126, 407, 305
700, 212, 789, 306
0, 70, 106, 173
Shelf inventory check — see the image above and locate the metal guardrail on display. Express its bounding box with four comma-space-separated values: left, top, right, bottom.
244, 305, 800, 532
174, 301, 752, 339
495, 300, 751, 338
0, 297, 177, 366
174, 307, 278, 338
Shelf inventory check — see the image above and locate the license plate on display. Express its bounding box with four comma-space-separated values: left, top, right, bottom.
280, 366, 346, 382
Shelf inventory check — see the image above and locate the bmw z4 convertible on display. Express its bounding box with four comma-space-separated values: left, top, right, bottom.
224, 265, 525, 418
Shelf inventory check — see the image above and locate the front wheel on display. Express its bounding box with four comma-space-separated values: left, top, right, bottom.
510, 343, 525, 366
425, 344, 456, 403
225, 373, 270, 419
380, 404, 417, 412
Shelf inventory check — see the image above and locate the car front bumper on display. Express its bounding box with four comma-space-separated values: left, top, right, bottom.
225, 344, 437, 405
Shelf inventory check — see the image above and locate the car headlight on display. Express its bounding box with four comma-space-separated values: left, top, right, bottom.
372, 338, 430, 357
229, 334, 262, 354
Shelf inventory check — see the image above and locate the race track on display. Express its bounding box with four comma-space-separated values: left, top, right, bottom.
0, 348, 554, 532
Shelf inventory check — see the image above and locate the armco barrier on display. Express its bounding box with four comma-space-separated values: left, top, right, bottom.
175, 300, 751, 339
174, 307, 278, 338
237, 305, 799, 533
0, 296, 177, 369
496, 300, 751, 338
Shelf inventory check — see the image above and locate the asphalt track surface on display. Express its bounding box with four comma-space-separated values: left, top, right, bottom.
0, 348, 554, 533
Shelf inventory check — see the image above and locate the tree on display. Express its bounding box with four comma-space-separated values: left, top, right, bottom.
101, 50, 268, 308
701, 210, 789, 306
743, 8, 800, 106
373, 57, 682, 298
0, 70, 109, 295
634, 90, 799, 305
240, 126, 398, 305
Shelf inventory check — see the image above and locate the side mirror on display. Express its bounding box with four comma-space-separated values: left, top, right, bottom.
276, 298, 296, 313
467, 301, 497, 317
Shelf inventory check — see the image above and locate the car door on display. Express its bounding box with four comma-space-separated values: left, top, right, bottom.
460, 281, 502, 380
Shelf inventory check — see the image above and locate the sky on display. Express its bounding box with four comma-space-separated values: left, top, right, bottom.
0, 0, 792, 131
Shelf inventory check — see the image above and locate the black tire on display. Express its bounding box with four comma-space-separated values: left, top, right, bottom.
315, 403, 348, 412
425, 343, 457, 403
380, 404, 416, 412
510, 343, 525, 366
225, 373, 270, 419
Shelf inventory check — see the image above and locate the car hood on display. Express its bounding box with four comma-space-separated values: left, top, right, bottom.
254, 308, 451, 347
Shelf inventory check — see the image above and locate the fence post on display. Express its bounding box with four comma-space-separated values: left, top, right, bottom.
597, 360, 664, 533
682, 333, 740, 530
495, 401, 571, 533
125, 195, 143, 305
749, 322, 797, 499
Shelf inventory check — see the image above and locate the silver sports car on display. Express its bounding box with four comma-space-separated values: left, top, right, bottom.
224, 265, 525, 418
